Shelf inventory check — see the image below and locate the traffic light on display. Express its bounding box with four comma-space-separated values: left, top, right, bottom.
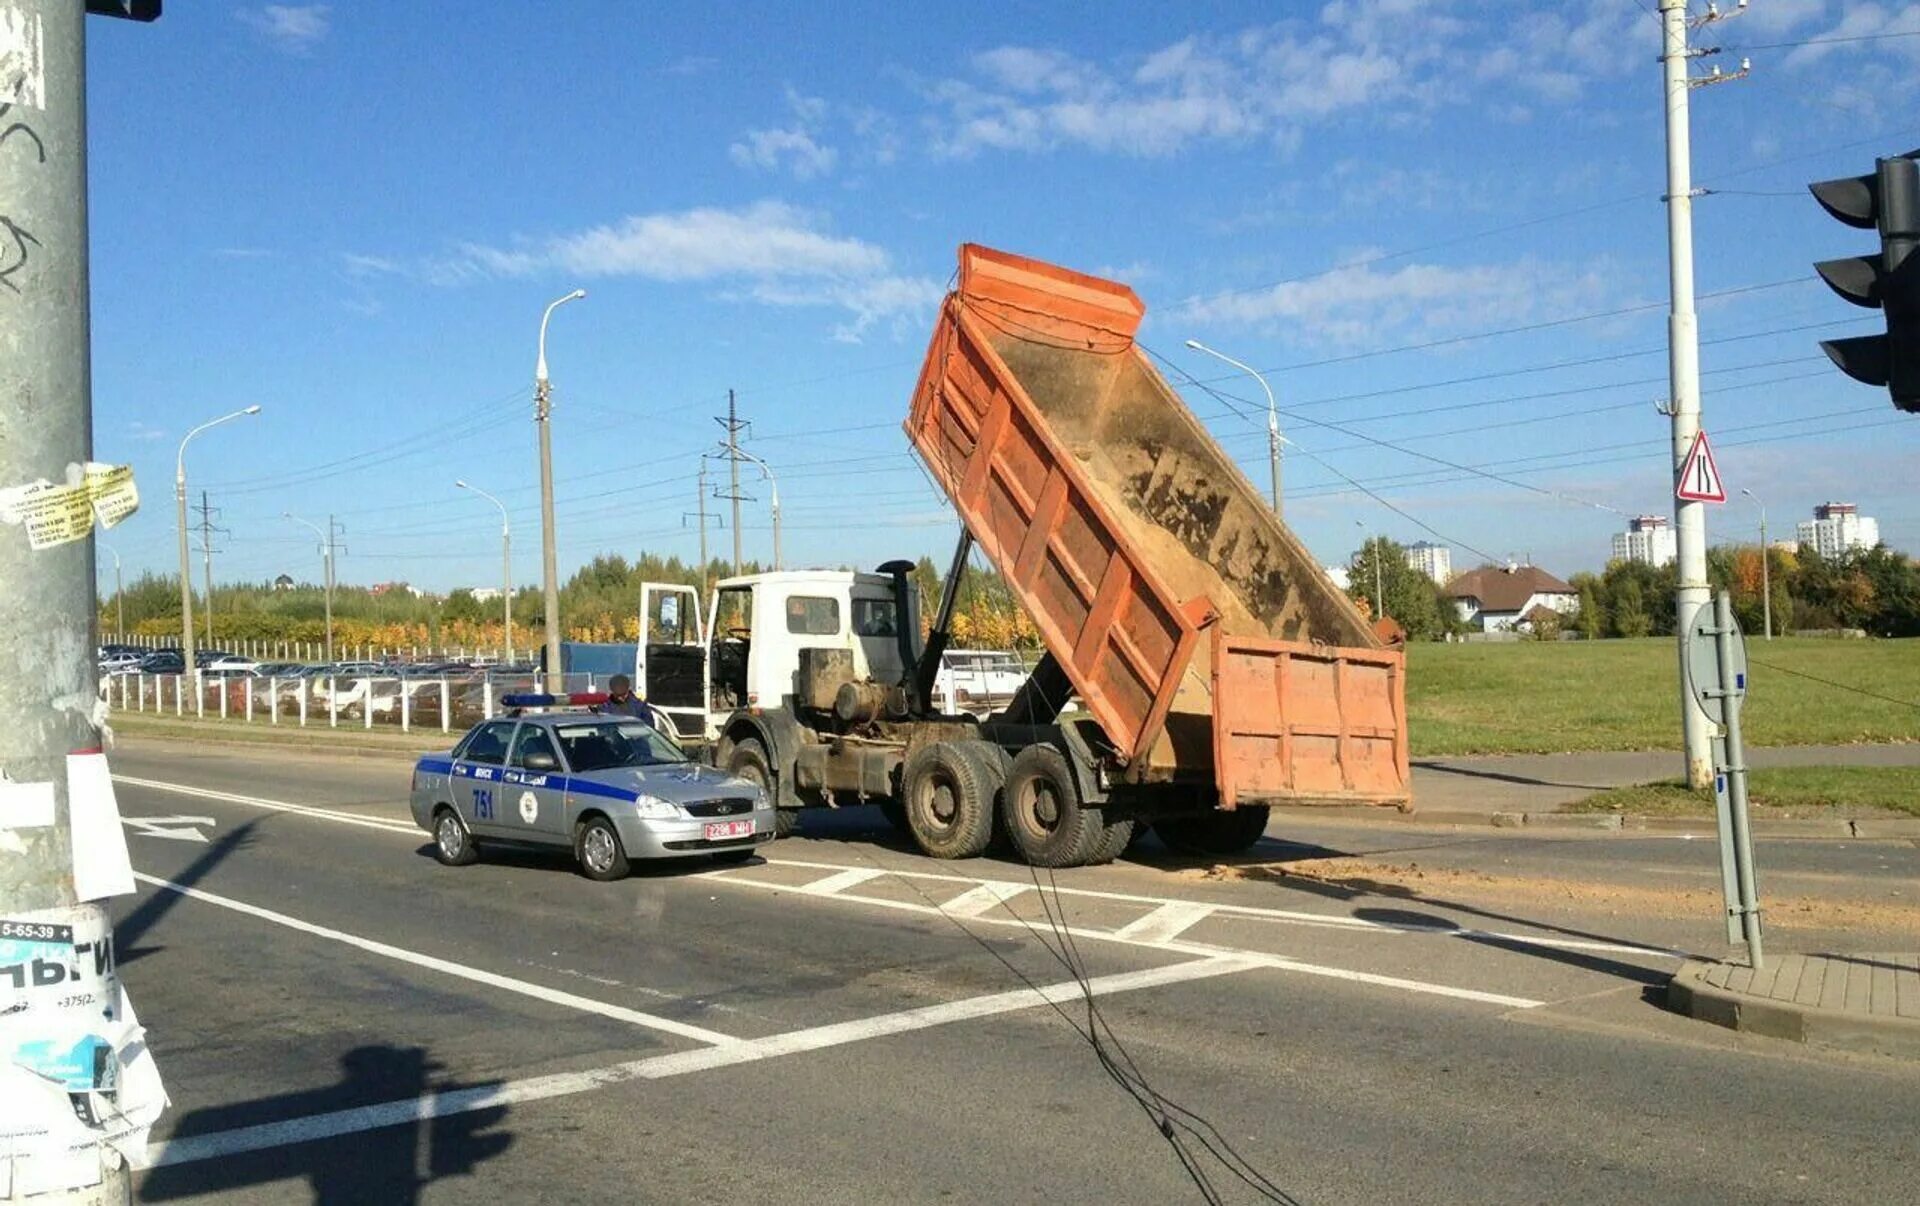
1811, 152, 1919, 412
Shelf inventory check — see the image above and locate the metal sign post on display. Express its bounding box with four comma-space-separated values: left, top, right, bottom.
1685, 590, 1763, 968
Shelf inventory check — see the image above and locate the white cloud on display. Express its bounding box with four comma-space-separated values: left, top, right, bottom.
340, 252, 400, 276
238, 5, 330, 53
1177, 252, 1614, 348
730, 127, 838, 180
444, 201, 936, 341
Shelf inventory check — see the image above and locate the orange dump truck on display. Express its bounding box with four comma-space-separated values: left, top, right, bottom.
895, 244, 1409, 863
681, 245, 1408, 869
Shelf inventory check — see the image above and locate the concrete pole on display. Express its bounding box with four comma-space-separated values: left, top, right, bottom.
735, 446, 781, 571
323, 516, 335, 662
1742, 488, 1771, 640
696, 459, 709, 588
535, 289, 584, 693
100, 542, 122, 638
0, 5, 130, 1199
455, 481, 512, 666
1661, 0, 1715, 789
1185, 339, 1282, 517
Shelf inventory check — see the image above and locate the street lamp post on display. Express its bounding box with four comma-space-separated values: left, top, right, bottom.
177, 406, 261, 678
1185, 339, 1283, 518
456, 480, 514, 665
284, 513, 335, 661
535, 289, 586, 692
99, 541, 123, 640
730, 446, 782, 570
1740, 488, 1772, 641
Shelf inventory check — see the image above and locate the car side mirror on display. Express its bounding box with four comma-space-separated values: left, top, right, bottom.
522, 751, 558, 772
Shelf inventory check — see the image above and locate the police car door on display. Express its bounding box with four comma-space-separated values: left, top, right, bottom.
453, 718, 516, 835
503, 723, 570, 842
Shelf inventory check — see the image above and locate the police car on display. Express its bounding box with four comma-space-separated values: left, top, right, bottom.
410, 693, 777, 881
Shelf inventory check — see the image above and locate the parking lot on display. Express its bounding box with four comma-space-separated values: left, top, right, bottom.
108, 739, 1920, 1204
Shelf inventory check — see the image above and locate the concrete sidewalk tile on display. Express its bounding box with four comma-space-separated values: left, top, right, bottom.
1669, 955, 1920, 1058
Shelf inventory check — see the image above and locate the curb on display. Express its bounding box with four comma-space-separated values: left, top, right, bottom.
1667, 958, 1920, 1059
1271, 805, 1920, 839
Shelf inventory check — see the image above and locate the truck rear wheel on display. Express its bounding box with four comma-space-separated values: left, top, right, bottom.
1153, 806, 1271, 857
1085, 816, 1136, 866
1002, 745, 1106, 868
902, 742, 995, 859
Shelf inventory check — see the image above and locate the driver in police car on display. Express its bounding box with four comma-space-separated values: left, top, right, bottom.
597, 674, 662, 730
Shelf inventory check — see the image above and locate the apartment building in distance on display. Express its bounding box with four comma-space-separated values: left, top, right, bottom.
1796, 502, 1880, 558
1611, 514, 1676, 568
1405, 541, 1453, 584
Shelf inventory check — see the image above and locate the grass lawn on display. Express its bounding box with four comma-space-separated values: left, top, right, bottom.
1406, 637, 1920, 756
1566, 765, 1920, 818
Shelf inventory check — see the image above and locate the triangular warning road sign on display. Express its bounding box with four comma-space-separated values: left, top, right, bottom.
1675, 430, 1726, 503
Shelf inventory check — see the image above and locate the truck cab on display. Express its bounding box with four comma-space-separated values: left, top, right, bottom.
636, 568, 923, 743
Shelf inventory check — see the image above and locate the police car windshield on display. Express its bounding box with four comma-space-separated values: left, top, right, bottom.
552, 721, 687, 772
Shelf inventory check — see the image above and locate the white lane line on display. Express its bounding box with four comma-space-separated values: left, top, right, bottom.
114, 775, 420, 836
145, 954, 1261, 1169
1115, 901, 1215, 944
131, 872, 738, 1048
939, 881, 1030, 918
755, 856, 1685, 960
704, 873, 1544, 1010
799, 867, 887, 896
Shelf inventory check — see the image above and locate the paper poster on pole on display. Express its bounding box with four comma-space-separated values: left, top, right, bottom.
1675, 430, 1726, 503
66, 753, 134, 902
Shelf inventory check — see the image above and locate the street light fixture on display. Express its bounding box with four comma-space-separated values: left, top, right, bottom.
1740, 487, 1772, 641
456, 480, 515, 666
729, 446, 782, 570
1185, 338, 1283, 518
176, 405, 261, 678
283, 512, 335, 662
534, 289, 586, 692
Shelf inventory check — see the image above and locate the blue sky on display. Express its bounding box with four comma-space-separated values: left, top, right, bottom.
84, 1, 1920, 594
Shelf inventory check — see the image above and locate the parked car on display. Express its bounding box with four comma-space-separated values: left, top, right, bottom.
931, 649, 1030, 715
136, 650, 185, 674
98, 652, 143, 674
410, 709, 775, 880
202, 656, 260, 677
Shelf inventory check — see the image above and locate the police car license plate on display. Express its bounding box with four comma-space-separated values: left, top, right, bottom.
704, 820, 753, 840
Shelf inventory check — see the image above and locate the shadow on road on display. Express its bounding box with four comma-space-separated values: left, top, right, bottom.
1412, 759, 1614, 792
139, 1045, 512, 1204
115, 819, 262, 966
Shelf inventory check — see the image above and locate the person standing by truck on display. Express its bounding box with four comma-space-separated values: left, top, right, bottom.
597, 674, 662, 730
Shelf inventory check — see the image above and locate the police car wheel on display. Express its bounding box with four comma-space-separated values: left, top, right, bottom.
432, 807, 479, 867
575, 816, 631, 882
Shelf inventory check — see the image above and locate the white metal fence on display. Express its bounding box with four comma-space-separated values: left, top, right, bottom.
99, 634, 516, 663
101, 672, 608, 735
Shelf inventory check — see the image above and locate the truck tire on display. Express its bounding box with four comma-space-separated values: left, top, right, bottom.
1001, 744, 1106, 868
902, 742, 995, 859
727, 738, 797, 838
1154, 806, 1271, 857
1084, 815, 1137, 866
959, 743, 1013, 852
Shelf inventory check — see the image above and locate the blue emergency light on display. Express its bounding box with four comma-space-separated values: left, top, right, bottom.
499, 691, 610, 709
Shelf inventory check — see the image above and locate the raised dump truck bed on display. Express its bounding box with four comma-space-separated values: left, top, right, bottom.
906, 245, 1409, 810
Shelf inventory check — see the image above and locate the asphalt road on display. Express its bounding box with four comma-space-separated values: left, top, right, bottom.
104, 739, 1920, 1205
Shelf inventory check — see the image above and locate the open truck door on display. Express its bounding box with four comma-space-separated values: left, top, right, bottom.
636, 583, 711, 743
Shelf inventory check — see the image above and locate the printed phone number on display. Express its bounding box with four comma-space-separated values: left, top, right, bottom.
0, 921, 73, 943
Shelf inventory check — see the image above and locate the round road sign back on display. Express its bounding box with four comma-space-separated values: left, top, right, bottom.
1684, 610, 1747, 726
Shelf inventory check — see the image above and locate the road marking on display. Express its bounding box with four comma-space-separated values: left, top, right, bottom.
701, 869, 1544, 1009
144, 954, 1262, 1169
114, 775, 420, 836
751, 856, 1684, 960
131, 872, 739, 1048
799, 866, 887, 896
122, 815, 216, 843
939, 881, 1030, 918
1115, 901, 1215, 944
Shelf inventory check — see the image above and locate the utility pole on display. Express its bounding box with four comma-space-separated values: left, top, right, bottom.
195, 490, 225, 644
695, 459, 709, 586
1741, 488, 1772, 640
100, 542, 123, 638
1, 5, 157, 1202
534, 288, 586, 692
285, 513, 336, 661
1185, 339, 1283, 517
1659, 0, 1747, 789
714, 390, 749, 574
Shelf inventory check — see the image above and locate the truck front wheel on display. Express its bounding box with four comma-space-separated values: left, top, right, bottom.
1153, 806, 1271, 857
902, 742, 995, 859
727, 738, 797, 839
1002, 745, 1106, 868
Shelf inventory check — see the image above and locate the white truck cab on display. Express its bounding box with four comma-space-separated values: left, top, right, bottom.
637, 569, 922, 742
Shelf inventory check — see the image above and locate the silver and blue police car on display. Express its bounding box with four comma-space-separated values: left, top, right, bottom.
410, 695, 776, 880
